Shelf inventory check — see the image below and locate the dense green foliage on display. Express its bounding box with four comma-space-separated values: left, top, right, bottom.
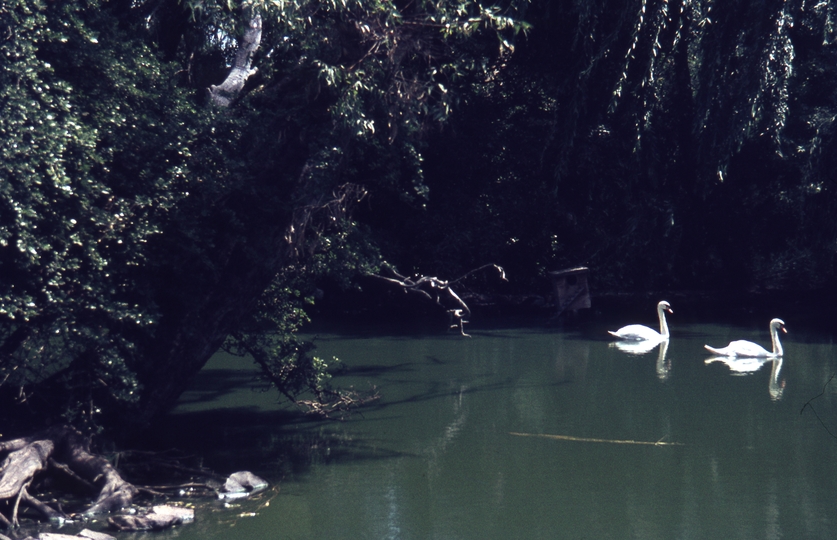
0, 0, 526, 432
1, 0, 198, 427
376, 0, 837, 293
2, 0, 837, 434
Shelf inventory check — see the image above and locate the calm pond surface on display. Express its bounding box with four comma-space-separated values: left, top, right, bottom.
147, 314, 837, 540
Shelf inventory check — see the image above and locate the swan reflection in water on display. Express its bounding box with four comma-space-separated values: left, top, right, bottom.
610, 338, 671, 381
704, 355, 786, 401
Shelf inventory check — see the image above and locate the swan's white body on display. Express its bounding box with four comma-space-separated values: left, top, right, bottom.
704, 318, 786, 358
608, 301, 673, 341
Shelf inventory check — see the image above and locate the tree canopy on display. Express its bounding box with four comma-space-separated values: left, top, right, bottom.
399, 0, 837, 293
0, 0, 527, 433
2, 0, 837, 437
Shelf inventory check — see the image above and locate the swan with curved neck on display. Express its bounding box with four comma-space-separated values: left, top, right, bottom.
608, 301, 673, 341
704, 318, 786, 358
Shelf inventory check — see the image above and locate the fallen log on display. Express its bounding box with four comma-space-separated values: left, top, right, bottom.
108, 505, 194, 531
0, 428, 270, 535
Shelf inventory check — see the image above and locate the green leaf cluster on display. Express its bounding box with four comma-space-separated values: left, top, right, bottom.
0, 0, 201, 428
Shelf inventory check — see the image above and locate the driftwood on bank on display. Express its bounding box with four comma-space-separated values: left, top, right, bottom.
0, 425, 269, 534
0, 425, 136, 527
35, 529, 115, 540
371, 264, 507, 336
108, 505, 195, 532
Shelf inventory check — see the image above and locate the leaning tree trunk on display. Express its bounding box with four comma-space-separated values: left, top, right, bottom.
122, 7, 316, 428
134, 201, 301, 425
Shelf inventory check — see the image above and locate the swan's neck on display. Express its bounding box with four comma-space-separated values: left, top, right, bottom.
770, 327, 784, 356
658, 307, 670, 337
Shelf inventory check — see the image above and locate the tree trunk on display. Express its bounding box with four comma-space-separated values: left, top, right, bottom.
208, 7, 262, 107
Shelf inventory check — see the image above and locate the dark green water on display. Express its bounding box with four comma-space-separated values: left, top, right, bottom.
147, 318, 837, 540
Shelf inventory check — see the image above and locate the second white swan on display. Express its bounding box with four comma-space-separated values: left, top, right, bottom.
608, 301, 673, 341
704, 318, 787, 358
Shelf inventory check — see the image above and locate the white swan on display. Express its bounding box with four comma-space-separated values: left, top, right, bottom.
608, 301, 673, 341
703, 318, 786, 358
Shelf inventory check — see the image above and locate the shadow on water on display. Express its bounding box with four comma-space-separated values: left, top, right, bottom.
146, 405, 411, 482
349, 377, 572, 415
133, 317, 837, 540
172, 369, 271, 407
145, 344, 572, 480
332, 361, 418, 377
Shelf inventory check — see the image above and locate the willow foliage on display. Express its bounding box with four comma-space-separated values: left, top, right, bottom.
413, 0, 837, 292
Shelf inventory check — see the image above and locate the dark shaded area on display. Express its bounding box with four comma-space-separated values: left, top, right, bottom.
3, 0, 837, 448
351, 0, 837, 303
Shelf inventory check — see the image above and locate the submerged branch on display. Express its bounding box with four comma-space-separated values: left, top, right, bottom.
509, 432, 685, 446
800, 374, 837, 440
296, 386, 381, 419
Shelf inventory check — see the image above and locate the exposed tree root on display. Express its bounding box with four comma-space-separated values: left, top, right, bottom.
0, 425, 137, 526
0, 426, 270, 534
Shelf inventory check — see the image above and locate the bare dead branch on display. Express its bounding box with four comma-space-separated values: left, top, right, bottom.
800, 374, 837, 440
370, 264, 506, 335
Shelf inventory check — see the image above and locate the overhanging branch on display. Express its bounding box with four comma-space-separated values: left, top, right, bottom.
371, 264, 507, 336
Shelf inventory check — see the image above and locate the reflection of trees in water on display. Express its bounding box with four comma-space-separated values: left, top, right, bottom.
425, 382, 470, 475
168, 333, 837, 539
508, 339, 589, 433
